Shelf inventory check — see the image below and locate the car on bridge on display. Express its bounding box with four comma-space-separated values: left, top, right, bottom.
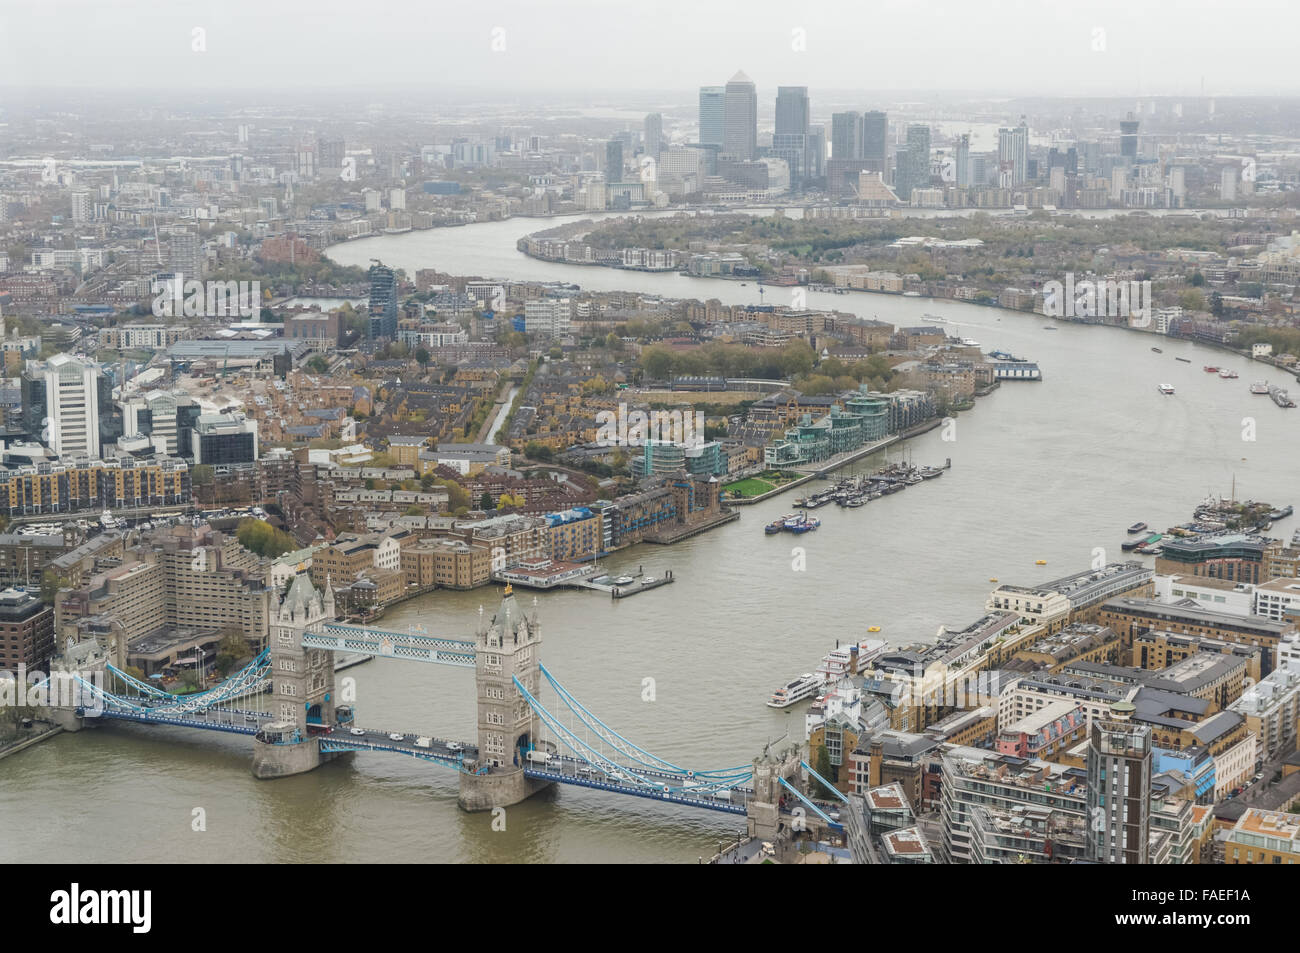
349, 727, 365, 736
446, 741, 464, 752
388, 732, 405, 742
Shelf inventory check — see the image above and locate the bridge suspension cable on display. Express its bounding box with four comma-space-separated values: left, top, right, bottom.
538, 664, 750, 781
520, 668, 753, 793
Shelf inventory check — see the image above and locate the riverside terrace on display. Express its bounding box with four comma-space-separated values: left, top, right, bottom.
985, 561, 1155, 633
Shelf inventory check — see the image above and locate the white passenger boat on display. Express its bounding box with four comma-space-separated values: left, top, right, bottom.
767, 673, 821, 709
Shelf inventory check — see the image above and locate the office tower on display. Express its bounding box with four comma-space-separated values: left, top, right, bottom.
605, 140, 624, 184
1049, 165, 1066, 195
894, 124, 931, 201
806, 128, 826, 180
861, 110, 888, 172
119, 391, 201, 457
955, 134, 970, 187
698, 86, 725, 148
367, 262, 398, 342
168, 231, 202, 280
1221, 166, 1238, 202
317, 137, 346, 176
192, 413, 259, 465
771, 134, 810, 188
1120, 114, 1139, 158
1049, 146, 1078, 175
70, 191, 92, 223
1085, 712, 1152, 864
998, 121, 1028, 186
1169, 166, 1186, 206
831, 112, 863, 159
775, 86, 809, 137
723, 71, 757, 160
643, 113, 663, 161
39, 354, 103, 459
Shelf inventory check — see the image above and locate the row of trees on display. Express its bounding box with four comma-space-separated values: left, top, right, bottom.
639, 341, 894, 390
640, 340, 818, 382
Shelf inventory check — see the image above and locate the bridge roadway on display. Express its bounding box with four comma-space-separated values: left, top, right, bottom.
85, 704, 271, 735
523, 755, 753, 815
317, 726, 478, 770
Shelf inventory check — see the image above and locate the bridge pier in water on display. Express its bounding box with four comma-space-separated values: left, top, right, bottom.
458, 585, 554, 812
252, 575, 345, 780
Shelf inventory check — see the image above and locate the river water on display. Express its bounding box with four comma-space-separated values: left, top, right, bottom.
3, 214, 1296, 864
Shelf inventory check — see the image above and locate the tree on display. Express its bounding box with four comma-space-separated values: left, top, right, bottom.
306, 355, 330, 374
235, 519, 297, 558
478, 491, 494, 511
811, 744, 836, 797
641, 346, 674, 381
40, 569, 70, 605
524, 442, 554, 463
415, 347, 431, 367
496, 492, 526, 509
435, 478, 469, 512
214, 629, 251, 677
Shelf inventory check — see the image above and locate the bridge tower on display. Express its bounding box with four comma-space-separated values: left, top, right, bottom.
458, 585, 554, 812
46, 636, 111, 732
251, 573, 341, 779
746, 743, 800, 842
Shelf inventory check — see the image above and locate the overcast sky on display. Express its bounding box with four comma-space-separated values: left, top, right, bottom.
2, 0, 1298, 98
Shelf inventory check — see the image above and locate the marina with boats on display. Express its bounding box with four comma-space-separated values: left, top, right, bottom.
1119, 492, 1294, 556
782, 459, 951, 522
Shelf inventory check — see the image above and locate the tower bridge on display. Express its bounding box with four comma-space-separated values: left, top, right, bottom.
51, 574, 837, 842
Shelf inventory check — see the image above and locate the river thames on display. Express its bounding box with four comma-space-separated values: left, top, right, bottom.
2, 213, 1295, 863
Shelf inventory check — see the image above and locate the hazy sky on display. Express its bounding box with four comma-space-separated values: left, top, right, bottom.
2, 0, 1298, 98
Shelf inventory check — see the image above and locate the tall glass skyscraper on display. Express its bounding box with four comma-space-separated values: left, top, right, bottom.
723, 71, 757, 160
831, 112, 863, 159
861, 110, 888, 173
955, 133, 970, 187
698, 86, 725, 148
643, 113, 662, 161
998, 120, 1028, 185
605, 139, 624, 184
775, 86, 809, 137
895, 124, 931, 201
367, 262, 398, 342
